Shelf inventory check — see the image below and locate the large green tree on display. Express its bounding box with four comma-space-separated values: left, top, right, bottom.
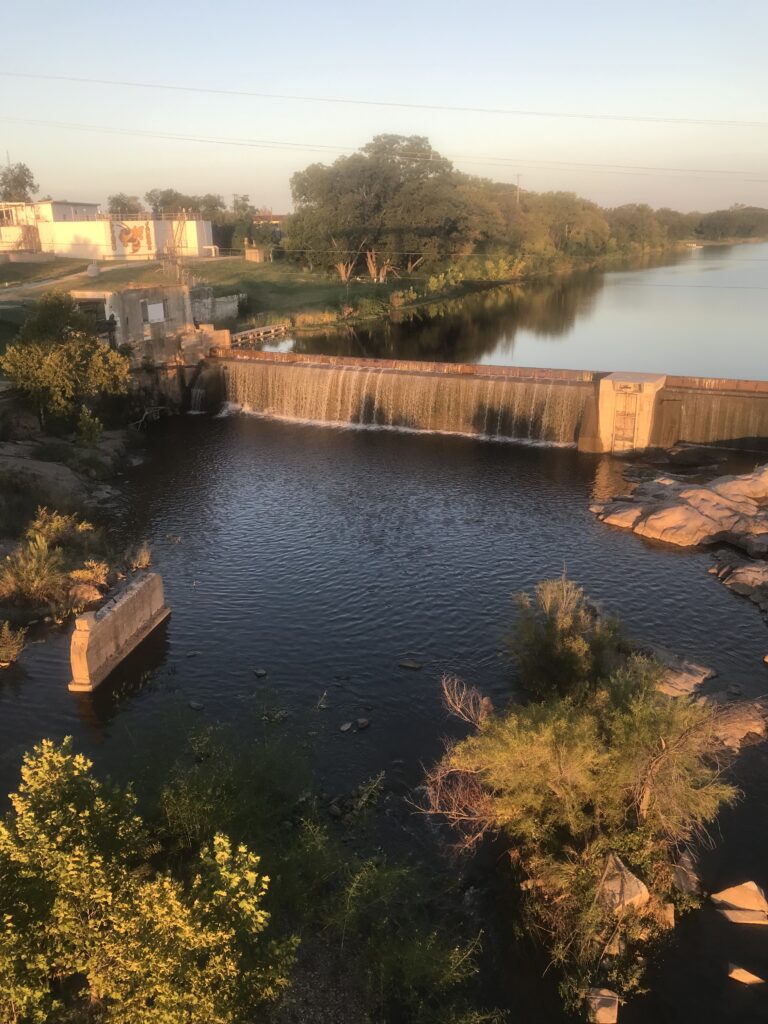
0, 162, 38, 202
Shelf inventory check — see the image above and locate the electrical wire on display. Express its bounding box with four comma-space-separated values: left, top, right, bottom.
1, 71, 766, 130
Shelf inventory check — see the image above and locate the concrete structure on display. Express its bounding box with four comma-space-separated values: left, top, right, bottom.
68, 573, 170, 692
0, 200, 213, 259
208, 350, 768, 452
190, 285, 242, 322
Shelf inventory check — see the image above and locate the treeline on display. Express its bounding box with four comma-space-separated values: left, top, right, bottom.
282, 135, 768, 281
103, 137, 766, 281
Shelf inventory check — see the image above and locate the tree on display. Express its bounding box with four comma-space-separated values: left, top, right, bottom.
0, 739, 293, 1024
17, 290, 91, 345
0, 162, 38, 202
1, 294, 130, 429
107, 193, 143, 216
427, 580, 738, 1011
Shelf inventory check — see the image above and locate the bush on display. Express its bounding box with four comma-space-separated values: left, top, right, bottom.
0, 620, 26, 665
510, 575, 622, 699
75, 405, 103, 446
0, 534, 68, 607
128, 541, 151, 571
427, 584, 739, 1012
0, 738, 294, 1024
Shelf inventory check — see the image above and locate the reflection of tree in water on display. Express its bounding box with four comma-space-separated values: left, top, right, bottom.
291, 271, 605, 364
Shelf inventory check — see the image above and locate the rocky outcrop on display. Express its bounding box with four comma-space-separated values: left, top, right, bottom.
591, 464, 768, 556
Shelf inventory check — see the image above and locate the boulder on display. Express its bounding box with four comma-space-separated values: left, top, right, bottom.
648, 645, 716, 697
711, 881, 768, 926
598, 854, 649, 914
586, 988, 619, 1024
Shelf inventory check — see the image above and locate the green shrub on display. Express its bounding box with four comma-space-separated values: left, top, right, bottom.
0, 620, 27, 664
510, 574, 623, 699
0, 534, 68, 607
75, 405, 103, 446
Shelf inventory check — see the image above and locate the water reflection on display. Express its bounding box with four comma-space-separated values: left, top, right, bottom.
290, 270, 608, 365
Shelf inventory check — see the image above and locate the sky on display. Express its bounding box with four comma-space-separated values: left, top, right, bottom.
1, 0, 766, 213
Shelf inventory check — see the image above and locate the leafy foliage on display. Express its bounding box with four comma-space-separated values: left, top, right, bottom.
0, 739, 293, 1024
0, 162, 38, 202
511, 574, 623, 698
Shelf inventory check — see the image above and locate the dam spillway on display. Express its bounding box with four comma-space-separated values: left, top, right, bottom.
216, 352, 594, 445
206, 350, 768, 452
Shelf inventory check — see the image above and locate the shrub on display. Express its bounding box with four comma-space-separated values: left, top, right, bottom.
510, 574, 622, 699
75, 405, 103, 447
128, 541, 152, 571
0, 738, 294, 1024
427, 587, 738, 1012
0, 621, 26, 665
26, 507, 93, 547
0, 534, 68, 607
69, 559, 109, 589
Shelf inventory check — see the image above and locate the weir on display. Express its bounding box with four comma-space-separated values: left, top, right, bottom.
207, 350, 768, 452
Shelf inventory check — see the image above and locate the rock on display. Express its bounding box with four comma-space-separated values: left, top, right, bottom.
673, 850, 700, 895
586, 987, 619, 1024
598, 854, 650, 913
254, 668, 268, 677
711, 700, 768, 752
187, 650, 201, 658
340, 721, 353, 732
355, 718, 370, 730
188, 701, 204, 711
399, 658, 423, 670
648, 645, 716, 697
592, 463, 768, 557
662, 903, 675, 929
711, 881, 768, 925
728, 965, 766, 985
328, 803, 343, 819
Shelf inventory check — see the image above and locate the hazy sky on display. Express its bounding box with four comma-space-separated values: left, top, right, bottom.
1, 0, 766, 212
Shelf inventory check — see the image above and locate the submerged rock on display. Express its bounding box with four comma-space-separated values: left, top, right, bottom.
586, 987, 619, 1023
728, 964, 766, 985
399, 658, 423, 670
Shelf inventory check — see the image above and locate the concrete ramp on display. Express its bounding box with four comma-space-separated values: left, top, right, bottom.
69, 573, 170, 692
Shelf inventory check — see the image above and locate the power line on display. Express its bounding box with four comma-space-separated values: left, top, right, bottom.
1, 71, 766, 130
1, 116, 767, 184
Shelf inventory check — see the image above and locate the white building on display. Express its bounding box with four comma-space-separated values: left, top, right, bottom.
0, 200, 215, 260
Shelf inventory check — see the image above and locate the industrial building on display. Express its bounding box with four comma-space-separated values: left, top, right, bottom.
0, 200, 215, 260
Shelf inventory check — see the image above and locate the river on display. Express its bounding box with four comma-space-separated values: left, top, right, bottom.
1, 248, 768, 1021
276, 242, 768, 380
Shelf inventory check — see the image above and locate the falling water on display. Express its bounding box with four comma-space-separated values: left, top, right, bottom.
221, 360, 590, 444
189, 387, 206, 414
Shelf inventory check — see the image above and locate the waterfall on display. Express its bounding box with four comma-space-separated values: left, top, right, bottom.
221, 360, 590, 445
189, 387, 206, 414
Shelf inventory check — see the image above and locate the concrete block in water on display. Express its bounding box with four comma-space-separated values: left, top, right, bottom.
68, 573, 170, 692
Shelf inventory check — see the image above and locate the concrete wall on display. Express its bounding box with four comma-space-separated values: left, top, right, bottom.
190, 286, 240, 322
69, 573, 170, 692
22, 218, 214, 260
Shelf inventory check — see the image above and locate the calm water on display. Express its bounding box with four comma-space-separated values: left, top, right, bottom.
2, 415, 768, 1020
276, 243, 768, 379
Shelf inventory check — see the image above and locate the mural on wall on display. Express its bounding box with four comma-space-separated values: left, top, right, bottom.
118, 224, 145, 254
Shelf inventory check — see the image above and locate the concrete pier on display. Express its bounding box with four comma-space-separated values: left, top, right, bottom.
68, 573, 170, 693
